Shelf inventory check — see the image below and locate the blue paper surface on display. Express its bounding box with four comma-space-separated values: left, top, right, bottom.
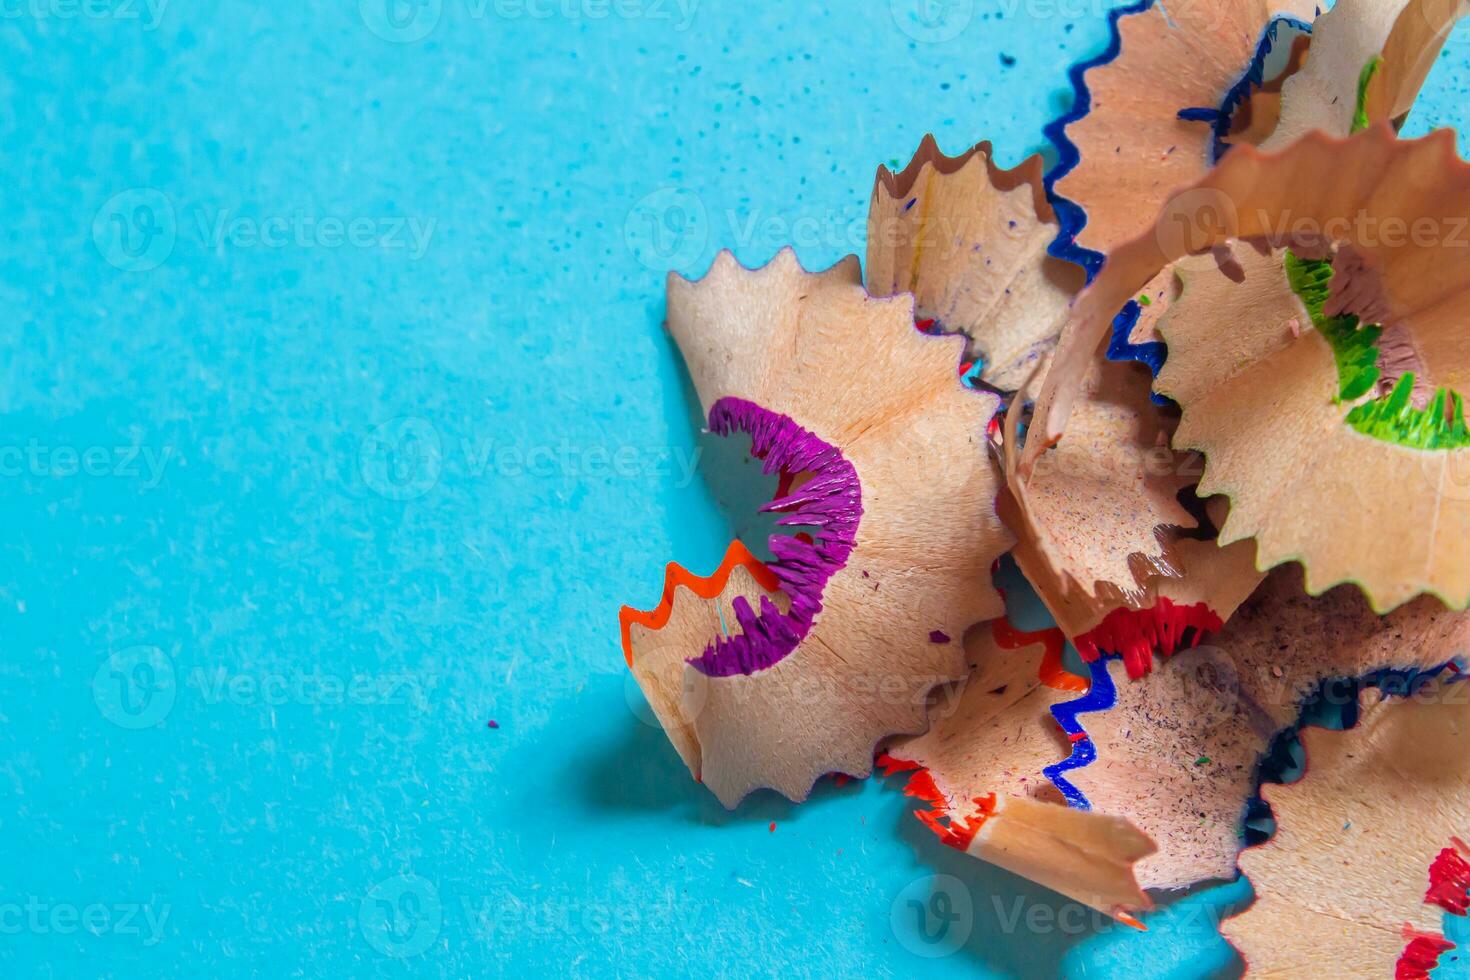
1, 2, 1468, 976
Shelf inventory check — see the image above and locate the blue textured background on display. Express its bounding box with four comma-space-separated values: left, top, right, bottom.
1, 2, 1467, 976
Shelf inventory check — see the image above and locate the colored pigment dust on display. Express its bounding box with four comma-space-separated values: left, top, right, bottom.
1396, 839, 1470, 978
1284, 250, 1470, 450
1351, 57, 1383, 135
683, 397, 861, 678
1073, 597, 1224, 680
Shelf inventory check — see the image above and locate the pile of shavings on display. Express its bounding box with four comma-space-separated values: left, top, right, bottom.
617, 1, 1470, 973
